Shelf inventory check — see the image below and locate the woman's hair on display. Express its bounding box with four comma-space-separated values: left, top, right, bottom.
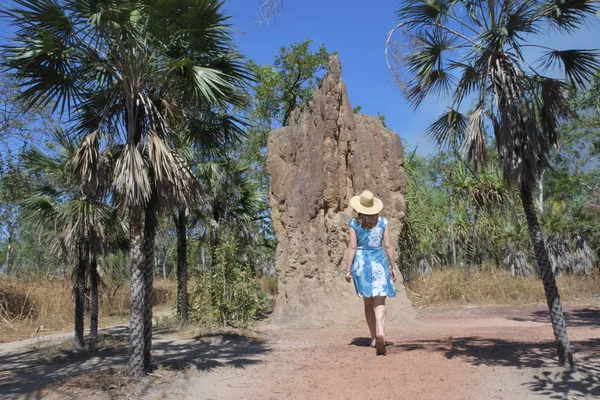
357, 213, 379, 230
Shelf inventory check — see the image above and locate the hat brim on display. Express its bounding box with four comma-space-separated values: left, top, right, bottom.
349, 196, 383, 215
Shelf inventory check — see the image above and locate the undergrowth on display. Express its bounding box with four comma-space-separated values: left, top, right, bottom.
407, 267, 600, 307
0, 277, 175, 342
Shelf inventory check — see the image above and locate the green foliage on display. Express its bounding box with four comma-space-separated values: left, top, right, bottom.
545, 72, 600, 203
190, 234, 267, 328
246, 39, 332, 130
377, 112, 388, 128
273, 40, 332, 126
400, 123, 600, 277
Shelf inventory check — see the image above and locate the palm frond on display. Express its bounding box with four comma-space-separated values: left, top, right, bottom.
158, 58, 230, 106
462, 105, 487, 171
450, 62, 482, 107
396, 0, 449, 27
19, 195, 58, 225
534, 77, 572, 146
148, 131, 201, 209
403, 28, 457, 107
538, 49, 600, 88
72, 130, 100, 196
426, 109, 468, 149
502, 0, 539, 37
186, 110, 247, 157
539, 0, 598, 32
2, 0, 82, 114
113, 144, 150, 209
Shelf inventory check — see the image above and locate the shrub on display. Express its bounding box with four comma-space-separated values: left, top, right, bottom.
189, 234, 267, 328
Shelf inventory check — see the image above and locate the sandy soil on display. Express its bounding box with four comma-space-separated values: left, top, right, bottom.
1, 304, 599, 400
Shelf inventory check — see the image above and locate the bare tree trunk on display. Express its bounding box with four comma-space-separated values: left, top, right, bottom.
176, 208, 188, 322
74, 241, 87, 351
221, 263, 228, 327
520, 186, 573, 367
480, 237, 489, 266
142, 198, 157, 373
128, 207, 146, 378
2, 228, 13, 275
162, 248, 170, 280
465, 211, 479, 280
36, 230, 43, 273
450, 195, 457, 269
538, 172, 544, 215
89, 256, 99, 342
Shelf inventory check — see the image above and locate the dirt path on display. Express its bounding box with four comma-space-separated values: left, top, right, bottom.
1, 304, 599, 400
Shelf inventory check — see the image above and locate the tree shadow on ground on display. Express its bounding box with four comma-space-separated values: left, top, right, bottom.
348, 337, 394, 347
0, 327, 270, 399
510, 307, 600, 327
394, 337, 600, 399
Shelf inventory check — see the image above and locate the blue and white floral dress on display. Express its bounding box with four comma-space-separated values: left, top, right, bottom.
349, 217, 396, 298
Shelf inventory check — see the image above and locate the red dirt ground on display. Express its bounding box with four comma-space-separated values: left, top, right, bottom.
2, 304, 599, 399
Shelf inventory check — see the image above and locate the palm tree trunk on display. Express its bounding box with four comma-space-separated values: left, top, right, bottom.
74, 241, 87, 351
2, 227, 13, 275
520, 186, 573, 367
176, 208, 188, 322
128, 207, 146, 378
36, 230, 43, 273
538, 172, 544, 215
162, 249, 169, 280
89, 256, 99, 342
480, 237, 489, 266
465, 210, 479, 280
142, 199, 157, 373
450, 195, 457, 269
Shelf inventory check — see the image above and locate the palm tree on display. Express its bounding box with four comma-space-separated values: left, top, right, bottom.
387, 0, 599, 367
446, 163, 508, 277
498, 217, 534, 276
191, 158, 263, 326
3, 0, 250, 377
20, 130, 109, 350
193, 158, 263, 265
171, 110, 247, 323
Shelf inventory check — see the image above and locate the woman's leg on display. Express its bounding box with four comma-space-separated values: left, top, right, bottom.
363, 297, 376, 345
373, 296, 387, 354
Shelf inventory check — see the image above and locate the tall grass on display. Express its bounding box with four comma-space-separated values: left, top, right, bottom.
0, 277, 176, 342
407, 268, 600, 307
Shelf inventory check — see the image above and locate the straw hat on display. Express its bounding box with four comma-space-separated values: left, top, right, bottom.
349, 190, 383, 215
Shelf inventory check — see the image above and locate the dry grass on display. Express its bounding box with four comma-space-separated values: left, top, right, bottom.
406, 268, 600, 308
0, 277, 176, 342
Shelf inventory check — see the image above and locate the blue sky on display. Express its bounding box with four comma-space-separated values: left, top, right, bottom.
226, 0, 438, 153
225, 0, 600, 155
1, 0, 599, 156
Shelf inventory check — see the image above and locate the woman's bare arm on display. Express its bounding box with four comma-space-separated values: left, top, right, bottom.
345, 228, 358, 276
383, 227, 398, 281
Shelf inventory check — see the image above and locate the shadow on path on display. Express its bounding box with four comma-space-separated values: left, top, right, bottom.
510, 307, 600, 328
395, 336, 600, 399
0, 327, 270, 399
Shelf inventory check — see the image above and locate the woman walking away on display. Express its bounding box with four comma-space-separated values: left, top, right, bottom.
345, 190, 398, 355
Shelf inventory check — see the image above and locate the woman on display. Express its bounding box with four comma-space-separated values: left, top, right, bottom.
345, 190, 398, 355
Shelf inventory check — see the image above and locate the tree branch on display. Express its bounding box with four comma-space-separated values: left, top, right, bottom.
256, 0, 284, 24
